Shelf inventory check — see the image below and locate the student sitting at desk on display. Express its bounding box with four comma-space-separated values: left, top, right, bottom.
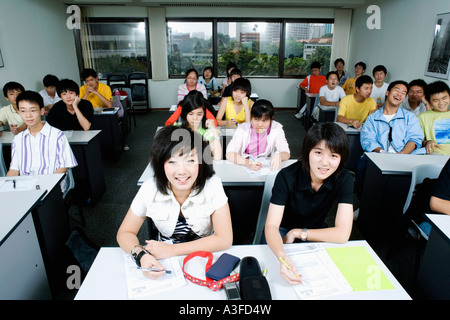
216, 77, 254, 128
0, 81, 26, 135
6, 91, 77, 178
265, 123, 353, 285
360, 80, 424, 154
198, 66, 220, 97
341, 61, 366, 95
312, 71, 346, 121
116, 126, 232, 279
337, 75, 377, 129
177, 90, 222, 160
400, 79, 429, 116
221, 68, 242, 98
370, 65, 389, 109
46, 79, 94, 131
226, 99, 290, 171
177, 68, 207, 103
39, 74, 61, 113
79, 68, 113, 109
418, 80, 450, 155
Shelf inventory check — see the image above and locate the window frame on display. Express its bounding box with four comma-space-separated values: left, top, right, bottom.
73, 17, 151, 81
166, 17, 334, 79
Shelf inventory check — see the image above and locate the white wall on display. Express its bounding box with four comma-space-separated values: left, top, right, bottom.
347, 0, 450, 86
0, 0, 79, 106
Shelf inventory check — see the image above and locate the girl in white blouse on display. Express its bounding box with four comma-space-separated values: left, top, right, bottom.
117, 126, 232, 279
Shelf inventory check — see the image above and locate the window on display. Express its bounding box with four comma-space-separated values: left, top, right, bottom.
284, 22, 333, 77
217, 21, 281, 77
166, 19, 333, 78
167, 21, 213, 76
76, 18, 150, 79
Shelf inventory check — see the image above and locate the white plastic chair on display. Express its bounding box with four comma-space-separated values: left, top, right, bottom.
252, 172, 278, 245
403, 163, 444, 240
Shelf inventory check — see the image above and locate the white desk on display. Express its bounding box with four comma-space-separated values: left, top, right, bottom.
358, 153, 449, 242
416, 214, 450, 299
75, 240, 410, 300
0, 174, 65, 300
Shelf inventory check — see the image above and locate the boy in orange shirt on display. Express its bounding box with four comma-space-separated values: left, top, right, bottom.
295, 61, 327, 119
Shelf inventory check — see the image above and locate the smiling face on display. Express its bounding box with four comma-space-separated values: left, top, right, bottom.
164, 148, 199, 194
186, 71, 198, 88
232, 89, 247, 103
386, 83, 408, 107
60, 90, 78, 106
429, 91, 450, 112
309, 140, 341, 183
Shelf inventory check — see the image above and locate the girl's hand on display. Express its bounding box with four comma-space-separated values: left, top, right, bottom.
227, 119, 238, 127
247, 159, 263, 171
279, 256, 302, 285
205, 119, 216, 129
283, 229, 299, 244
242, 96, 249, 107
139, 252, 167, 279
144, 240, 173, 259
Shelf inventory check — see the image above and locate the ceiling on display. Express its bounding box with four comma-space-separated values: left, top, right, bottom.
59, 0, 373, 9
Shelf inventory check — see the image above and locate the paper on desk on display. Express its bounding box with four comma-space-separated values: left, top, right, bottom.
244, 157, 273, 176
0, 177, 39, 192
285, 244, 353, 300
123, 254, 186, 299
326, 246, 395, 291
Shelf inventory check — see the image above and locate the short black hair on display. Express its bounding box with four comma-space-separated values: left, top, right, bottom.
425, 80, 450, 102
231, 77, 251, 97
334, 58, 345, 67
56, 79, 80, 96
43, 74, 59, 87
185, 68, 199, 79
3, 81, 25, 98
355, 75, 373, 89
387, 80, 409, 94
372, 65, 387, 76
81, 68, 98, 80
226, 62, 237, 76
180, 90, 209, 129
251, 99, 274, 120
355, 61, 366, 70
150, 126, 215, 195
229, 68, 242, 77
16, 90, 44, 109
326, 71, 339, 80
301, 122, 349, 179
408, 79, 427, 91
310, 61, 321, 69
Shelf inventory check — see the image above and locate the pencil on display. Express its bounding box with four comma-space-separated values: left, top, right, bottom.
278, 257, 300, 278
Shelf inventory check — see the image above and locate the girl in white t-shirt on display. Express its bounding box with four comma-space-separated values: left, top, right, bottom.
117, 126, 232, 279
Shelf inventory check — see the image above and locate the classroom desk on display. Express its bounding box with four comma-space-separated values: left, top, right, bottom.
416, 214, 450, 300
75, 240, 410, 300
357, 152, 450, 242
92, 107, 126, 158
305, 93, 317, 130
0, 130, 106, 205
0, 174, 66, 299
334, 121, 363, 171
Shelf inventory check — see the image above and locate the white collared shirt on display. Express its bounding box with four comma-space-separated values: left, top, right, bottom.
10, 122, 77, 175
131, 174, 228, 238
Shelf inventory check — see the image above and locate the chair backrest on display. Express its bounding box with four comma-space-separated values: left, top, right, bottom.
403, 163, 444, 214
0, 143, 7, 177
252, 172, 278, 244
121, 87, 133, 106
128, 72, 148, 81
107, 73, 128, 86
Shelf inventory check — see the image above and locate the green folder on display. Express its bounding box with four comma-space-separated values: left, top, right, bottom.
326, 246, 395, 291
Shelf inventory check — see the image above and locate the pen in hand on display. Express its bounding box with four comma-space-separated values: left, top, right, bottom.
278, 257, 300, 278
137, 266, 171, 274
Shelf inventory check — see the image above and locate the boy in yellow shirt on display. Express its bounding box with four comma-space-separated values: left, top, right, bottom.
341, 61, 366, 95
337, 75, 377, 129
79, 68, 112, 109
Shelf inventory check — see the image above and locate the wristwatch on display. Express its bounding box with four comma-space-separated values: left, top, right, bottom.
131, 245, 150, 267
300, 228, 308, 241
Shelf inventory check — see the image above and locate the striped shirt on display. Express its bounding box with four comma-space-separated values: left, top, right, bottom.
160, 215, 200, 243
177, 83, 207, 103
10, 122, 77, 175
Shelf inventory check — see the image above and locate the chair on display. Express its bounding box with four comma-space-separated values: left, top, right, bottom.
120, 87, 137, 128
0, 143, 6, 177
107, 73, 128, 92
403, 163, 444, 240
252, 172, 278, 244
128, 72, 150, 112
402, 163, 444, 277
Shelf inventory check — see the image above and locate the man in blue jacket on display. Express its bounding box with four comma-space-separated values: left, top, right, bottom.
360, 80, 424, 154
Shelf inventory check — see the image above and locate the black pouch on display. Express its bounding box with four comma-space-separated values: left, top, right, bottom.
239, 256, 272, 300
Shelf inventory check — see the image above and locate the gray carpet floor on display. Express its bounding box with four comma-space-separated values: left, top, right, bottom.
56, 109, 420, 300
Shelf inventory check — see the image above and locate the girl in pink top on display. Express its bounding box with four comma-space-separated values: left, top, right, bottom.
226, 99, 290, 171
